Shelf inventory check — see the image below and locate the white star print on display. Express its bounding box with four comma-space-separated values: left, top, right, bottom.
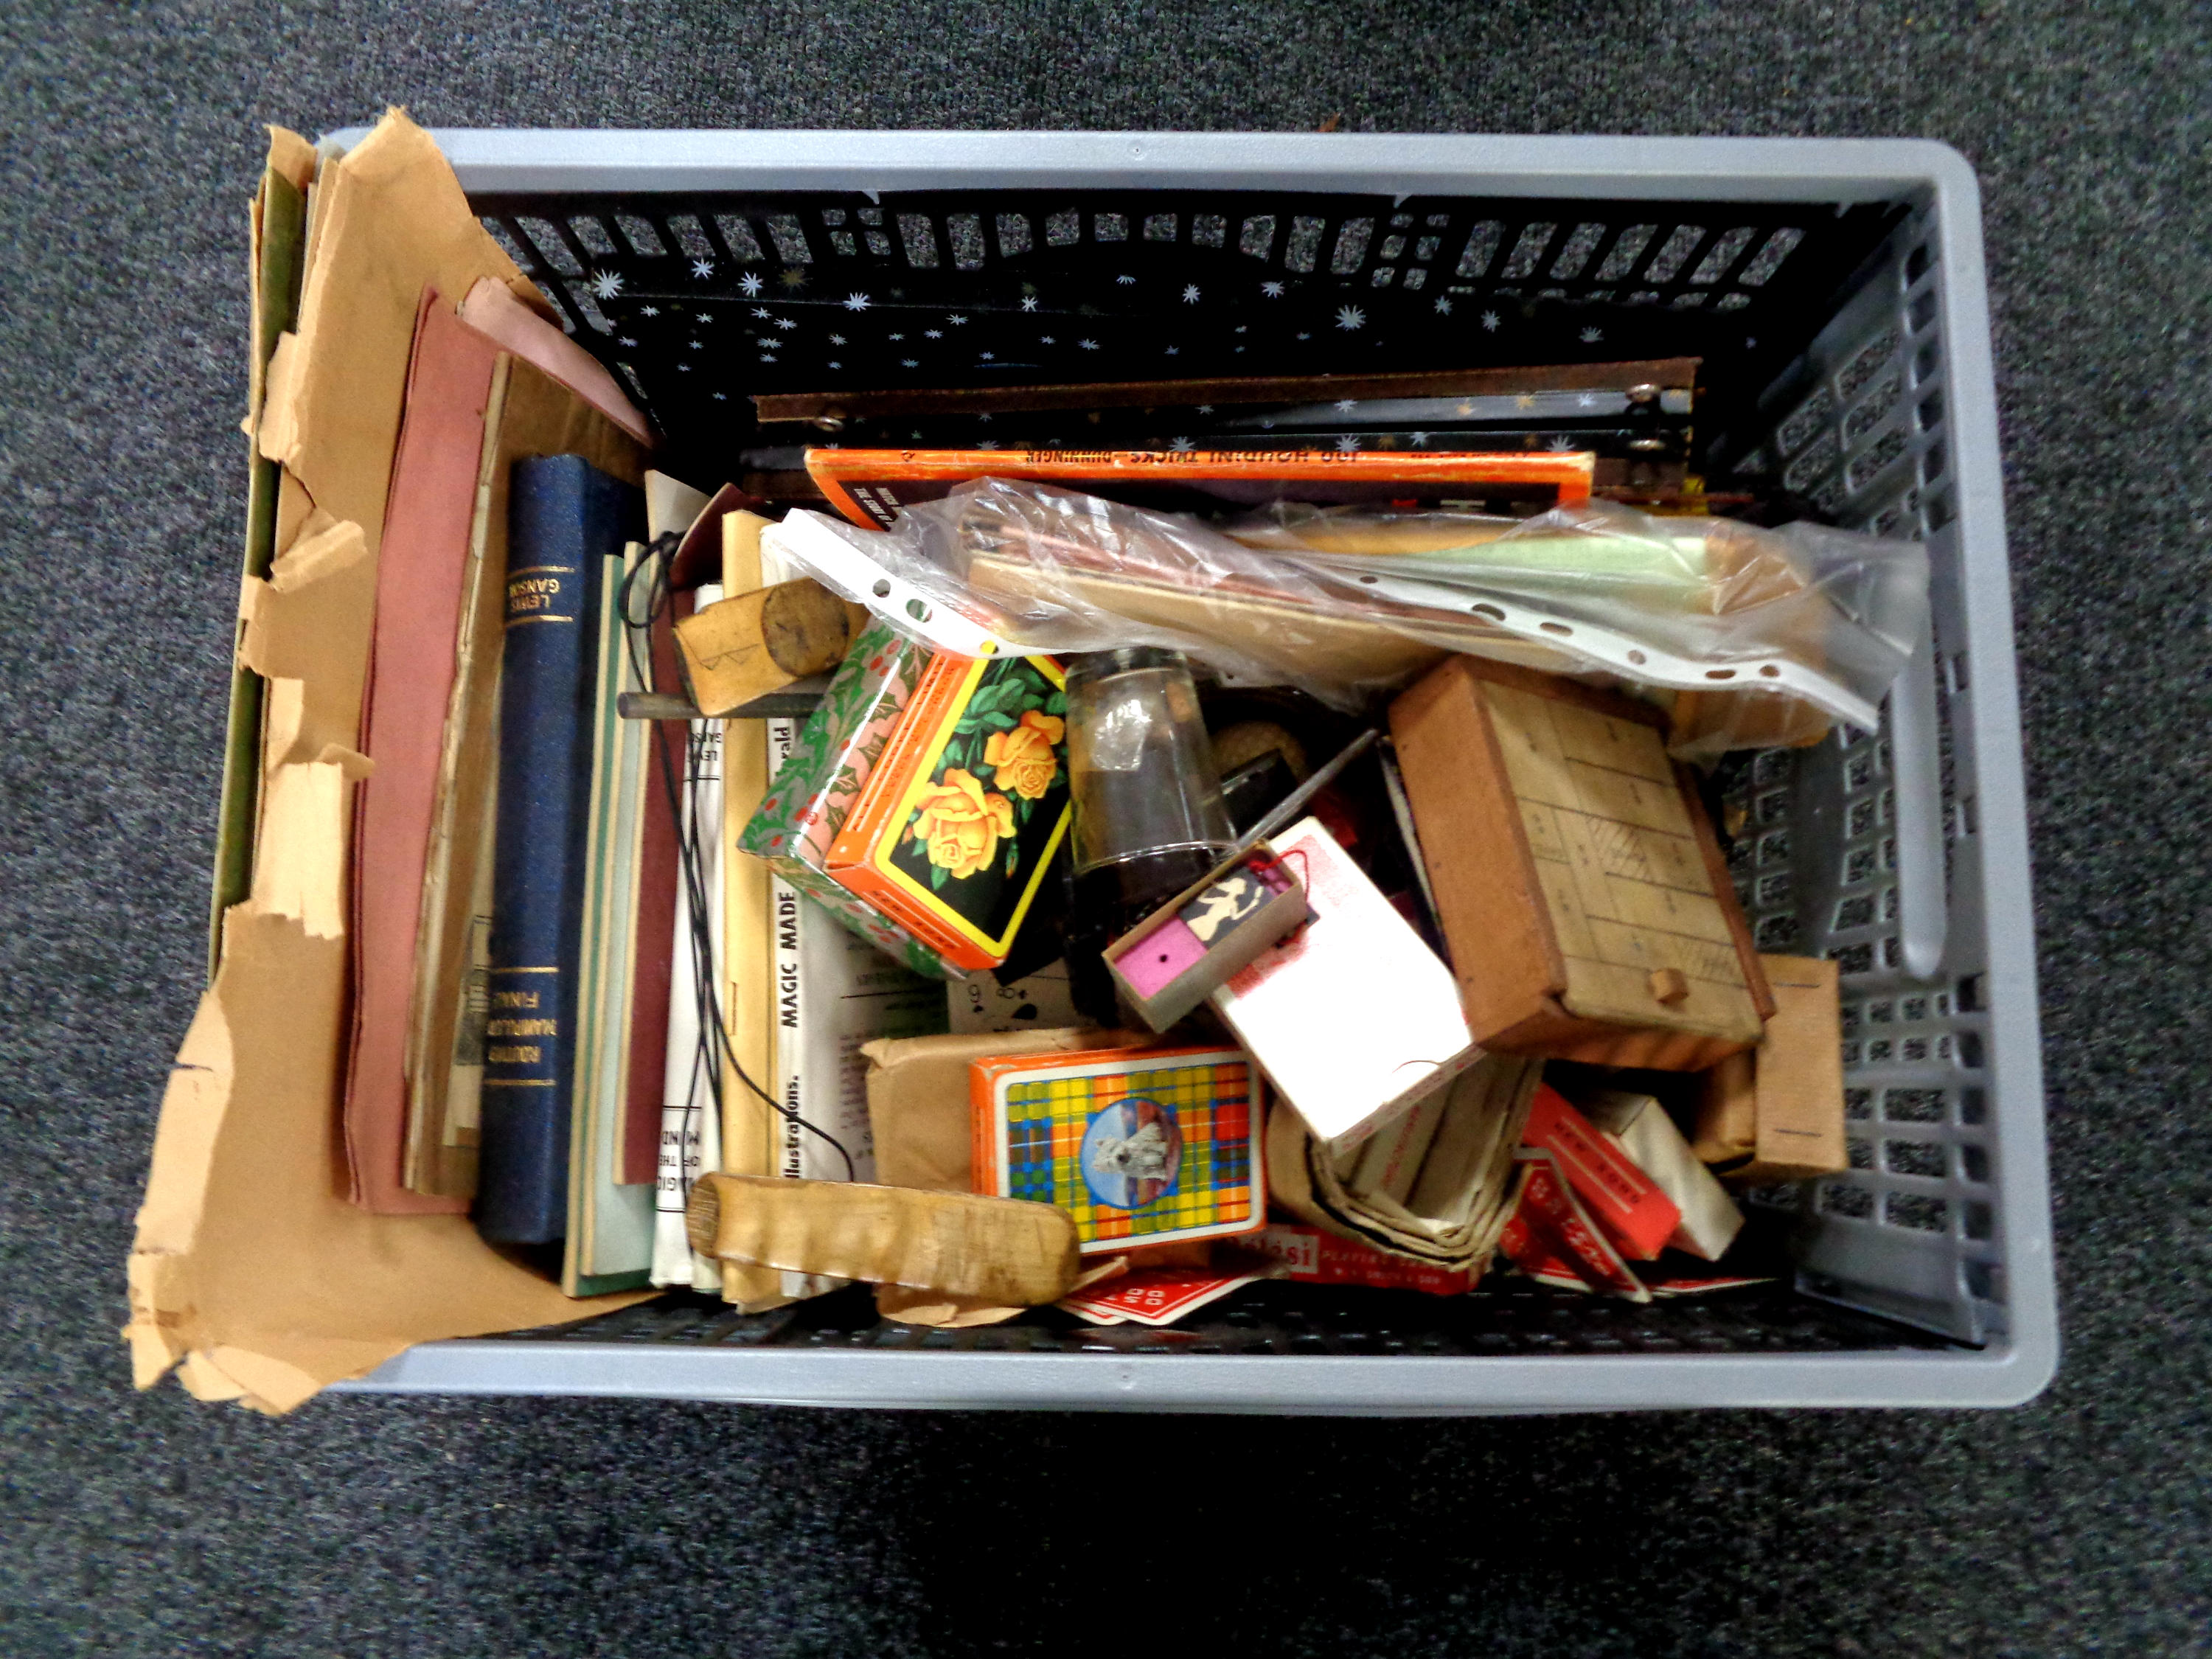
691, 258, 714, 279
947, 314, 968, 325
1079, 338, 1099, 349
829, 334, 846, 345
1481, 310, 1501, 331
902, 358, 919, 367
1436, 296, 1453, 314
590, 270, 623, 299
978, 439, 1000, 449
619, 337, 637, 347
888, 333, 905, 341
1020, 296, 1038, 311
640, 305, 660, 317
1164, 345, 1179, 355
1170, 437, 1194, 451
740, 274, 763, 296
752, 307, 773, 319
1335, 434, 1361, 452
1196, 404, 1214, 414
979, 351, 995, 360
775, 318, 796, 330
1040, 335, 1056, 344
1116, 275, 1135, 285
924, 329, 943, 338
1578, 393, 1599, 408
1409, 431, 1430, 446
1548, 435, 1577, 451
689, 340, 703, 350
1334, 399, 1357, 413
1581, 327, 1604, 343
1182, 285, 1201, 304
1262, 281, 1284, 298
713, 392, 727, 400
843, 293, 872, 310
827, 360, 841, 369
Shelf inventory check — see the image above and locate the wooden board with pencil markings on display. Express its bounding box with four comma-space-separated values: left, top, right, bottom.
1388, 654, 1770, 1071
1483, 681, 1762, 1042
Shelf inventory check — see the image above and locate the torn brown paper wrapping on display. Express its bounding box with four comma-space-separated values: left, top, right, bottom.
686, 1174, 1082, 1307
129, 911, 628, 1415
256, 109, 535, 566
130, 111, 649, 1412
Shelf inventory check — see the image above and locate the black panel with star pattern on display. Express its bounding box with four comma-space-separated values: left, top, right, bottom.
469, 191, 1902, 487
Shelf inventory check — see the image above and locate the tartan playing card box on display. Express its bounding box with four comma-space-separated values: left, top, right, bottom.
970, 1045, 1266, 1254
826, 649, 1071, 973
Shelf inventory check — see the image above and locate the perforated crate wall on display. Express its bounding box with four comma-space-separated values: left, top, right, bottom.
1718, 204, 2004, 1343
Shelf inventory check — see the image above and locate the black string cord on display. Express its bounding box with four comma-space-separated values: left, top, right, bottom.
619, 535, 858, 1194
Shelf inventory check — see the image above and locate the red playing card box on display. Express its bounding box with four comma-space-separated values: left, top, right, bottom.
1503, 1147, 1652, 1301
1521, 1084, 1680, 1261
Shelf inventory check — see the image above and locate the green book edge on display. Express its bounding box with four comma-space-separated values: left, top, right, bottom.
206, 166, 307, 983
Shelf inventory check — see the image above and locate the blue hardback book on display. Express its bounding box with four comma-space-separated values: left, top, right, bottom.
476, 455, 643, 1245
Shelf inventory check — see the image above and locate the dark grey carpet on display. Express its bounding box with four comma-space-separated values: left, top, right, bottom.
4, 1, 2208, 1653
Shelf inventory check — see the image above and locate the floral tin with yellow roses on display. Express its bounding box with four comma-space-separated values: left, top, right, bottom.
826, 650, 1071, 972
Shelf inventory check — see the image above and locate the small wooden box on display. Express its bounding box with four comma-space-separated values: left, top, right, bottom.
1388, 655, 1773, 1071
1104, 849, 1309, 1033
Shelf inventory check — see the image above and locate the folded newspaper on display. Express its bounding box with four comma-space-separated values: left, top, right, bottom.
1265, 1052, 1540, 1274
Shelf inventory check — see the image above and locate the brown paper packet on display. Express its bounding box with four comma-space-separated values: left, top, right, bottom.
863, 1026, 1151, 1194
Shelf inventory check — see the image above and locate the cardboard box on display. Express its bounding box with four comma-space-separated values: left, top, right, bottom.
1692, 953, 1849, 1183
1210, 815, 1478, 1146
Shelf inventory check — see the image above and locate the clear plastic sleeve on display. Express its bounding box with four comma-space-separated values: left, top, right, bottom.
766, 480, 1930, 755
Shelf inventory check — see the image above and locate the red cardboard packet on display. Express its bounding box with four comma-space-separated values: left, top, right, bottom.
1502, 1147, 1653, 1302
1521, 1085, 1680, 1261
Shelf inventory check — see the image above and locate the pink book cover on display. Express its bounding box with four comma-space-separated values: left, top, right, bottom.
1210, 816, 1478, 1146
343, 289, 499, 1214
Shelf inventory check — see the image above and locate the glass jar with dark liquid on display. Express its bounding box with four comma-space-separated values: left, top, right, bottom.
1062, 647, 1235, 1020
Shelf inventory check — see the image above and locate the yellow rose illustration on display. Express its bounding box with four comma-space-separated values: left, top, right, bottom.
910, 769, 1017, 880
983, 709, 1065, 801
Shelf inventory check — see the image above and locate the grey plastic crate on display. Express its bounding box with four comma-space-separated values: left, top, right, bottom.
338, 131, 2051, 1411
